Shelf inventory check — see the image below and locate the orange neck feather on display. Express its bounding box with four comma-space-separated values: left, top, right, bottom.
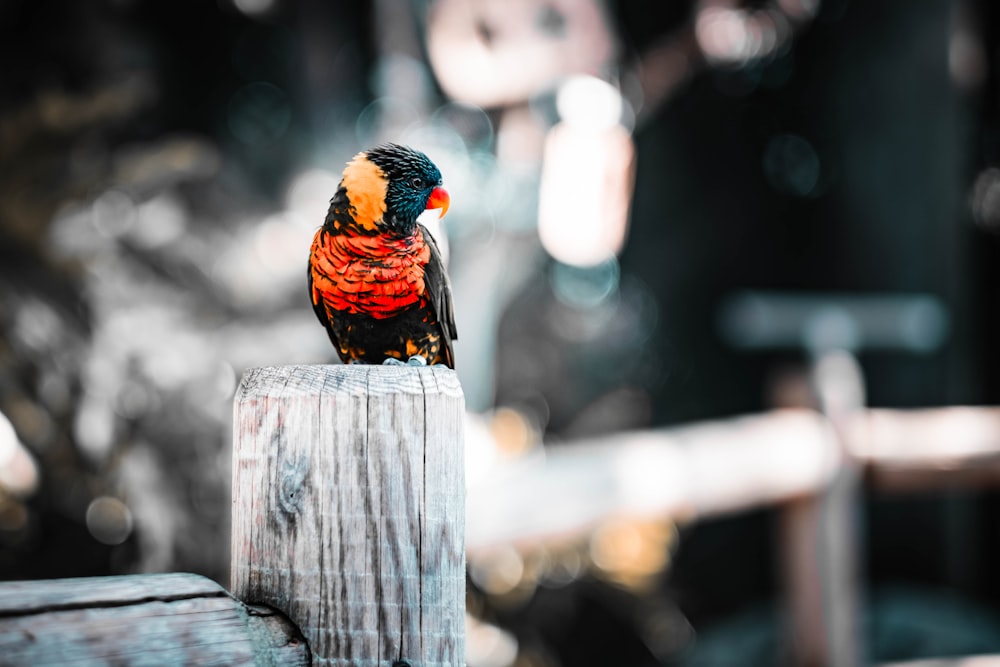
340, 154, 388, 231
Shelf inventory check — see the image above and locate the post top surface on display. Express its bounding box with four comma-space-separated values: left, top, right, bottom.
236, 364, 463, 401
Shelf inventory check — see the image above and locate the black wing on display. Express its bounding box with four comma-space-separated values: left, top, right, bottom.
419, 223, 458, 368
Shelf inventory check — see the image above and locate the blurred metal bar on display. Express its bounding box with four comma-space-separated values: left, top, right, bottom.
718, 291, 949, 353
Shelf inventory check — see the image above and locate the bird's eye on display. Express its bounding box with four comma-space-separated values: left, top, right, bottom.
410, 176, 425, 189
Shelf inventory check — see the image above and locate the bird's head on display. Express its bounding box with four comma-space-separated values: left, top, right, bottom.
340, 143, 450, 236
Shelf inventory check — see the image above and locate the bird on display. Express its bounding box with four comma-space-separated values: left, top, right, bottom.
308, 143, 457, 368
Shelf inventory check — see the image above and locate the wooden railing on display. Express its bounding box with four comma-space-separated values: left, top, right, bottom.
1, 363, 999, 665
465, 404, 1000, 667
0, 365, 466, 667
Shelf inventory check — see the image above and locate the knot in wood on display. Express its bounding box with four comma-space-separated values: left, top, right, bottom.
277, 455, 309, 518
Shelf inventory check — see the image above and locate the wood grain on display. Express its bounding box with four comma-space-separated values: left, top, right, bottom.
231, 364, 465, 667
0, 573, 309, 666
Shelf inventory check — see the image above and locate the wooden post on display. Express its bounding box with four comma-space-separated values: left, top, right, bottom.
781, 350, 865, 667
812, 351, 865, 667
231, 364, 466, 667
780, 495, 828, 667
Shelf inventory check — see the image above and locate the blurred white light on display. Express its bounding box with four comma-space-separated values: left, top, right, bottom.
425, 0, 614, 108
469, 545, 525, 596
136, 324, 213, 392
86, 496, 134, 546
256, 214, 313, 279
589, 520, 645, 572
696, 7, 787, 65
556, 76, 623, 130
417, 210, 450, 265
131, 193, 187, 248
696, 7, 753, 64
14, 300, 61, 351
92, 189, 137, 238
0, 412, 38, 497
972, 167, 1000, 232
372, 55, 433, 110
950, 30, 987, 91
464, 412, 500, 489
496, 106, 546, 166
213, 361, 238, 401
537, 122, 634, 267
50, 203, 102, 257
466, 614, 519, 667
356, 96, 421, 147
778, 0, 820, 20
74, 395, 115, 462
544, 548, 584, 586
232, 0, 274, 17
285, 168, 340, 227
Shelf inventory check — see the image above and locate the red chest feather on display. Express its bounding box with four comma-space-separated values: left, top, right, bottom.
310, 228, 432, 318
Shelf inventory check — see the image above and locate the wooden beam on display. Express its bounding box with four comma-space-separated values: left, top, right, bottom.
0, 573, 308, 666
466, 406, 1000, 554
467, 409, 838, 553
880, 658, 1000, 667
858, 407, 1000, 492
231, 364, 466, 667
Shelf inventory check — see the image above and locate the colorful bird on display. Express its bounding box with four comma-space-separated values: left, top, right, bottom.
308, 143, 457, 368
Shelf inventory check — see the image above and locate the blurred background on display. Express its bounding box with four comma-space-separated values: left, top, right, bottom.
2, 0, 1000, 665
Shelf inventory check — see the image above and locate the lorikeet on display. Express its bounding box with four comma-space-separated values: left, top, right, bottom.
308, 143, 457, 368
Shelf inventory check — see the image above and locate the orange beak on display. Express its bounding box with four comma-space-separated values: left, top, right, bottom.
426, 186, 450, 218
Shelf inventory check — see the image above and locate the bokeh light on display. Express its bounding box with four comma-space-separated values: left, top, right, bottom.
537, 118, 634, 266
696, 6, 789, 66
548, 259, 620, 310
972, 166, 1000, 232
85, 496, 134, 546
232, 0, 276, 18
555, 76, 625, 131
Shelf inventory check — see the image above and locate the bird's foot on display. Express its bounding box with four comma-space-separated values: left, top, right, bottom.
382, 355, 428, 367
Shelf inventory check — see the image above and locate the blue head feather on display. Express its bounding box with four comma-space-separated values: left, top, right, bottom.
365, 143, 443, 236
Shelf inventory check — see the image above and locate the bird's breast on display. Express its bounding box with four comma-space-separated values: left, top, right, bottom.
310, 228, 432, 318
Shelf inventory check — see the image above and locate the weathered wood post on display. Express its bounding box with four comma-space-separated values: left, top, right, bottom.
231, 364, 465, 666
